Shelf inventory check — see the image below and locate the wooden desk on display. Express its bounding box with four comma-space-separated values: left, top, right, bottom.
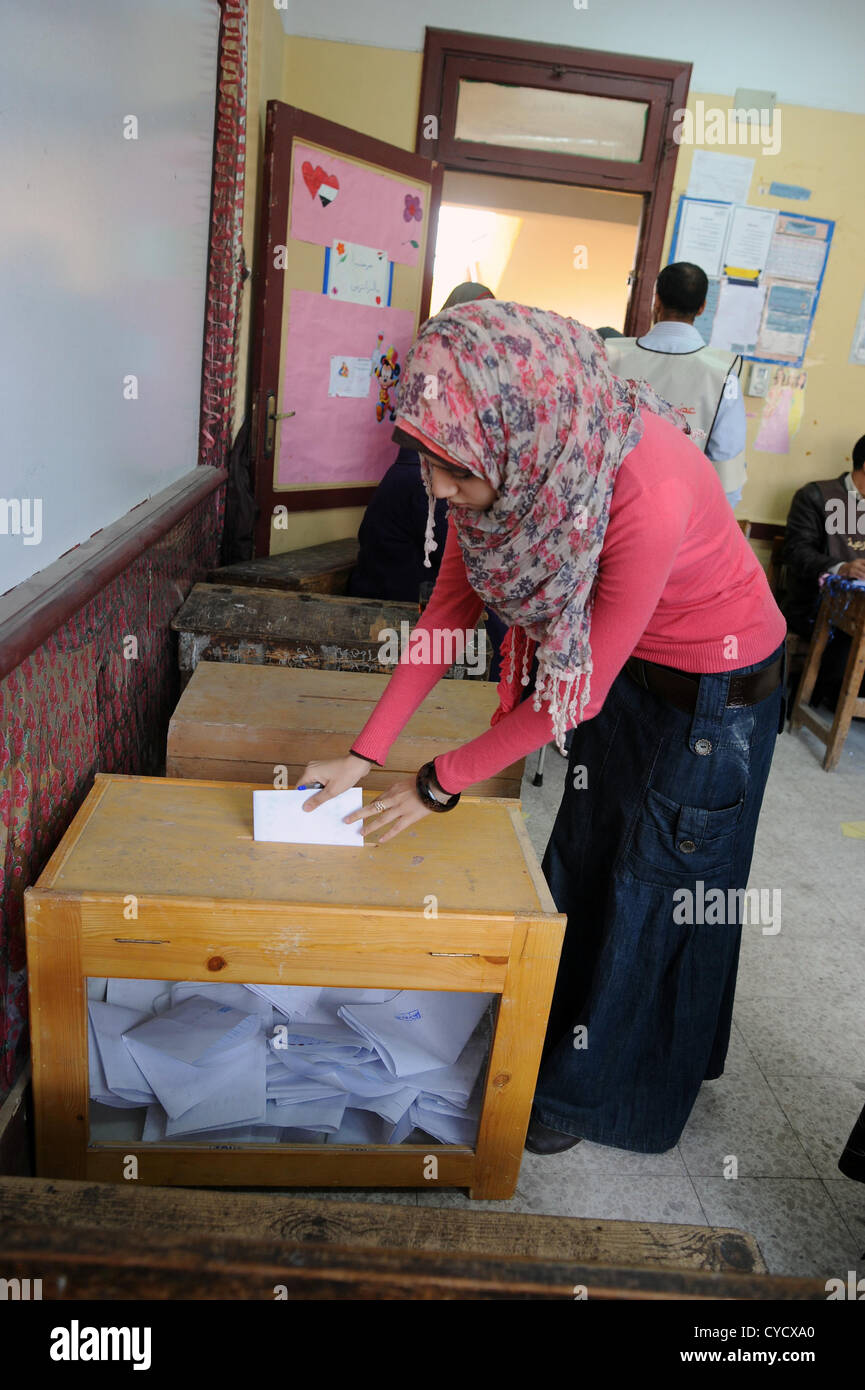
166, 662, 525, 797
25, 774, 565, 1199
790, 576, 865, 770
171, 584, 488, 685
208, 538, 359, 595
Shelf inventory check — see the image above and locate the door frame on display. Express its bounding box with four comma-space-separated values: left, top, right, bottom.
417, 29, 691, 335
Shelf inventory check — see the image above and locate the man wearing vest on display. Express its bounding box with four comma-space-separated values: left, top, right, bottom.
781, 437, 865, 705
605, 262, 747, 506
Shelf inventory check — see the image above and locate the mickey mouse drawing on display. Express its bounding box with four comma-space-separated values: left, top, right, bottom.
374, 342, 400, 423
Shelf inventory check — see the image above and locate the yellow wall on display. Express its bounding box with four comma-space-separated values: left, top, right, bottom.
666, 93, 865, 522
234, 29, 865, 538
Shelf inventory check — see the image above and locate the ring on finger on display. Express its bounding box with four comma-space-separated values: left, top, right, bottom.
372, 799, 388, 814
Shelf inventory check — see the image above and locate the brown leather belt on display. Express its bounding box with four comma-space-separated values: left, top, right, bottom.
625, 653, 783, 714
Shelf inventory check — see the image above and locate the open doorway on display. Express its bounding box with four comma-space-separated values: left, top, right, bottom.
430, 169, 643, 328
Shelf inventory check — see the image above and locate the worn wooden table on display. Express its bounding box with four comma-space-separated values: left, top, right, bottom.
171, 583, 488, 685
166, 662, 524, 797
208, 538, 359, 595
25, 774, 565, 1198
790, 576, 865, 769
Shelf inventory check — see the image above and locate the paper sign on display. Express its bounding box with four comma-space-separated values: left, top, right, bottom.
710, 281, 766, 353
291, 143, 424, 266
253, 788, 364, 847
328, 355, 372, 398
723, 205, 777, 274
674, 200, 731, 278
325, 241, 390, 307
687, 150, 754, 205
278, 290, 416, 487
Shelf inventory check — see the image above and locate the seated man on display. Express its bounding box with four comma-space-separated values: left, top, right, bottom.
782, 434, 865, 703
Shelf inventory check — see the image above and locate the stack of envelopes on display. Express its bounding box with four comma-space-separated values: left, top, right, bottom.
87, 978, 494, 1145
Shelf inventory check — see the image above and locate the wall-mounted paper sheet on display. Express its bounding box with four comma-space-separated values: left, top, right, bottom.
253, 788, 364, 847
278, 290, 416, 487
722, 206, 777, 274
687, 150, 755, 205
674, 200, 731, 279
710, 281, 766, 353
325, 241, 391, 306
291, 143, 424, 266
328, 354, 372, 398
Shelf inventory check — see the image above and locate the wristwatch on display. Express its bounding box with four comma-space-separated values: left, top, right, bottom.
416, 761, 461, 812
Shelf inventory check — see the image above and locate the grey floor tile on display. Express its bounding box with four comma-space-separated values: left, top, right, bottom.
734, 992, 865, 1080
822, 1179, 865, 1256
680, 1068, 817, 1178
291, 1188, 418, 1205
418, 1157, 707, 1223
694, 1177, 857, 1278
766, 1075, 865, 1178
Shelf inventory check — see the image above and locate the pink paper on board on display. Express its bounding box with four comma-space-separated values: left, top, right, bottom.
290, 144, 424, 267
278, 290, 416, 488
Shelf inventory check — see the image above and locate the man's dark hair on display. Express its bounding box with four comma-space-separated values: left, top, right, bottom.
852, 435, 865, 471
656, 262, 709, 316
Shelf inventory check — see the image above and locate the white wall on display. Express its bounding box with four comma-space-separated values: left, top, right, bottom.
0, 0, 219, 595
278, 0, 864, 116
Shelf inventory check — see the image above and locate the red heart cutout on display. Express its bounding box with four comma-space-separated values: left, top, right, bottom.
302, 161, 339, 204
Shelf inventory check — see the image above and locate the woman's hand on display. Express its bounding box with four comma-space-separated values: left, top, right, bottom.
343, 776, 434, 845
297, 753, 372, 811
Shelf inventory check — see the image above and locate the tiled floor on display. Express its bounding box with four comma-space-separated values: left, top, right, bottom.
306, 718, 865, 1279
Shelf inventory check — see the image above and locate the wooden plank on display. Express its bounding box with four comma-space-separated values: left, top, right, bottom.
76, 899, 511, 992
207, 538, 359, 593
24, 898, 88, 1180
471, 913, 565, 1200
80, 1146, 477, 1189
0, 1215, 825, 1299
0, 1177, 769, 1273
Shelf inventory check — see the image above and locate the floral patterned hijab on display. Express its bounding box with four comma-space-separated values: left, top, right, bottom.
394, 301, 691, 747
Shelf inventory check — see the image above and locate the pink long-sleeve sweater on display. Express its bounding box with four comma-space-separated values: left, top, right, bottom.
351, 411, 786, 795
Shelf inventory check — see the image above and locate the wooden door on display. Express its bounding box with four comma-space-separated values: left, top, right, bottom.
250, 104, 442, 557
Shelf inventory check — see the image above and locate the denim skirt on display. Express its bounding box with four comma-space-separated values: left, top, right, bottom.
533, 644, 784, 1153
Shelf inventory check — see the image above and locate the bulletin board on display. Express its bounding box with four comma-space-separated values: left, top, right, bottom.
251, 104, 441, 553
669, 195, 834, 368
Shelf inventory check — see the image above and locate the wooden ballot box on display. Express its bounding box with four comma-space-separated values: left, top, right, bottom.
25, 775, 565, 1199
166, 663, 525, 798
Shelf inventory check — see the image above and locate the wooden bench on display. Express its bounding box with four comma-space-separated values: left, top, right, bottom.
2, 1175, 832, 1299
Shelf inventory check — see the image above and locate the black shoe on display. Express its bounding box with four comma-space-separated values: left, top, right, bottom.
524, 1111, 582, 1155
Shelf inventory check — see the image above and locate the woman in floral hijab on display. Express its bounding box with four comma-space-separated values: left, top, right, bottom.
301, 300, 786, 1157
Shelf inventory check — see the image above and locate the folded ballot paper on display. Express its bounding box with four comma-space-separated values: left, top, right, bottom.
252, 788, 363, 846
337, 991, 491, 1077
88, 977, 495, 1147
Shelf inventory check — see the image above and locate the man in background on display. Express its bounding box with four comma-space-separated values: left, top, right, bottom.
605, 262, 747, 506
781, 436, 865, 705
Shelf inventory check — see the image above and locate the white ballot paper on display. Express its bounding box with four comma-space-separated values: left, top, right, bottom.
244, 984, 322, 1021
123, 995, 261, 1119
164, 1034, 267, 1136
89, 1001, 156, 1107
253, 788, 363, 846
171, 980, 275, 1030
339, 991, 492, 1077
106, 978, 166, 1012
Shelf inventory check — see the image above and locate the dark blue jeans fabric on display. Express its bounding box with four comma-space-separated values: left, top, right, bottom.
534, 644, 784, 1153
